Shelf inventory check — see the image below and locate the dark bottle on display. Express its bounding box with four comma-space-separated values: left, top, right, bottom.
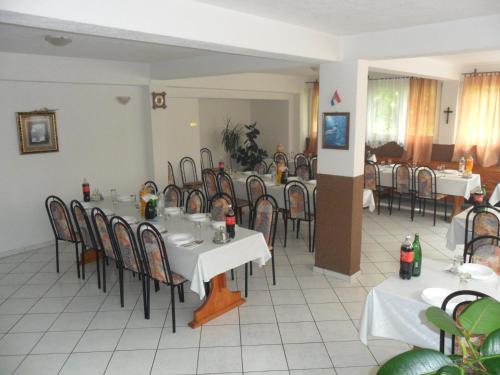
145, 200, 156, 220
281, 168, 289, 184
225, 204, 236, 239
412, 234, 422, 277
82, 178, 90, 202
482, 184, 488, 205
399, 235, 414, 280
218, 161, 225, 174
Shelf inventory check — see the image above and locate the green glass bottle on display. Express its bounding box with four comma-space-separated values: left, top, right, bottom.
412, 234, 422, 277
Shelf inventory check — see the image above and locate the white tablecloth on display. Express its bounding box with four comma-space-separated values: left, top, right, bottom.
378, 166, 481, 199
359, 258, 500, 349
491, 183, 500, 206
363, 189, 376, 212
446, 206, 500, 250
93, 200, 271, 299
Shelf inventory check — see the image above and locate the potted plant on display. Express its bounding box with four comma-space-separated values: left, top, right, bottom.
378, 297, 500, 374
221, 119, 242, 170
235, 122, 268, 171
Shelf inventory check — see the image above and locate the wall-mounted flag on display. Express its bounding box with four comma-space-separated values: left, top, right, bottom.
330, 90, 342, 106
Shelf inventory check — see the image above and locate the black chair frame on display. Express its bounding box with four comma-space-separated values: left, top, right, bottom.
163, 184, 183, 208
283, 180, 314, 253
144, 180, 159, 194
463, 234, 500, 264
464, 206, 500, 247
389, 163, 414, 216
245, 174, 267, 225
200, 148, 214, 171
413, 166, 448, 225
185, 189, 207, 214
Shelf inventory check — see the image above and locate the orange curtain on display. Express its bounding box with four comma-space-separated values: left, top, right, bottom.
306, 82, 319, 154
404, 78, 438, 163
453, 73, 500, 167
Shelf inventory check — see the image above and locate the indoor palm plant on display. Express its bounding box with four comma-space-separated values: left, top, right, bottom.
235, 122, 268, 170
221, 119, 242, 169
378, 297, 500, 374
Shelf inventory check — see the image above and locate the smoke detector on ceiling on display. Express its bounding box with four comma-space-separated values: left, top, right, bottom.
44, 35, 72, 47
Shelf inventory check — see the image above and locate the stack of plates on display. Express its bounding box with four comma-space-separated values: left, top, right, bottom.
166, 233, 194, 246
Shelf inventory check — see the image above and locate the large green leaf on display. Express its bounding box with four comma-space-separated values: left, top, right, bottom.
436, 366, 463, 375
426, 307, 463, 337
458, 298, 500, 335
378, 349, 453, 375
481, 329, 500, 375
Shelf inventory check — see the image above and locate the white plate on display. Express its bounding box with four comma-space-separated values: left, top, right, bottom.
264, 174, 272, 178
122, 216, 138, 225
188, 213, 209, 222
457, 263, 496, 280
212, 221, 226, 230
166, 233, 195, 246
421, 288, 454, 308
165, 207, 181, 215
243, 171, 253, 175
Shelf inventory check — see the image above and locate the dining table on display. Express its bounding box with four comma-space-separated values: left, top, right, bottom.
490, 183, 500, 206
359, 258, 500, 350
230, 172, 376, 212
377, 165, 482, 217
87, 198, 271, 328
446, 206, 500, 250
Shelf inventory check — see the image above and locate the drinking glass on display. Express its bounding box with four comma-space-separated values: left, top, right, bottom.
110, 189, 118, 204
194, 221, 203, 241
459, 272, 471, 285
450, 255, 463, 273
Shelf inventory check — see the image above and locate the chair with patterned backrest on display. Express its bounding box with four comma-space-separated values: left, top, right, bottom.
180, 156, 202, 190
246, 175, 267, 225
143, 180, 158, 194
389, 163, 413, 216
253, 160, 268, 175
202, 169, 219, 205
200, 148, 214, 171
310, 157, 318, 179
267, 162, 277, 174
109, 216, 146, 312
274, 151, 289, 169
91, 207, 119, 293
136, 222, 187, 332
248, 194, 278, 292
70, 200, 101, 289
217, 171, 248, 224
413, 166, 448, 225
364, 162, 385, 215
464, 206, 500, 247
45, 195, 81, 277
295, 165, 310, 181
209, 192, 235, 222
464, 235, 500, 275
439, 290, 490, 355
294, 153, 309, 173
185, 189, 206, 214
163, 184, 182, 208
283, 180, 314, 252
167, 161, 176, 186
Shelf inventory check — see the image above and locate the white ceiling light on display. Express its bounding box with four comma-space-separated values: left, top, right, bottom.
44, 35, 72, 47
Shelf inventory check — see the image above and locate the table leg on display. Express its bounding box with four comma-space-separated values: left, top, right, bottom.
189, 273, 245, 328
451, 196, 464, 220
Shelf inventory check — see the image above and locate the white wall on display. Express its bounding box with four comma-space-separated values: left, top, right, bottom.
250, 100, 289, 157
0, 80, 152, 255
437, 80, 460, 144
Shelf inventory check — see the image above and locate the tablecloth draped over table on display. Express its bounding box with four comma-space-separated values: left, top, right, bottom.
359, 259, 500, 349
377, 166, 481, 199
490, 183, 500, 206
446, 206, 500, 250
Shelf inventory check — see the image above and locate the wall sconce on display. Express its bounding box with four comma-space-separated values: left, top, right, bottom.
189, 122, 198, 128
116, 96, 131, 105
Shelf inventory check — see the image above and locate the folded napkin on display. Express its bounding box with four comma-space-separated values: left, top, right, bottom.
368, 154, 377, 163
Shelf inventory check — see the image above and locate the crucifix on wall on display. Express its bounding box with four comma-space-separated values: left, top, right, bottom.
443, 106, 454, 124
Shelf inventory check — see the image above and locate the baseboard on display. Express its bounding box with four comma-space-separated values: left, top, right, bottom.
0, 240, 54, 259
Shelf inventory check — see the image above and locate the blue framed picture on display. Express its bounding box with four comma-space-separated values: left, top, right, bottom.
322, 112, 350, 150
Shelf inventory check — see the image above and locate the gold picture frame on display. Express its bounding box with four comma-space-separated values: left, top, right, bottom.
17, 111, 59, 154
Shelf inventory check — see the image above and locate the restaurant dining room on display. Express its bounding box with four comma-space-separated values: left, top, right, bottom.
1, 1, 500, 375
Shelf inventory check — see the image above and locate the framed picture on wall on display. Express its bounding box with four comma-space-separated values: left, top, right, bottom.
322, 112, 350, 150
17, 111, 59, 154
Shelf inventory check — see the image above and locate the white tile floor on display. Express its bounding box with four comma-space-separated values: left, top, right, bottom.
0, 207, 458, 375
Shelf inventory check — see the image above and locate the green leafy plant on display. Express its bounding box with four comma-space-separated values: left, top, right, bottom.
378, 297, 500, 375
235, 122, 268, 170
221, 119, 242, 169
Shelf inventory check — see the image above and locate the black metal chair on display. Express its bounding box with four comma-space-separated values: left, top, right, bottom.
295, 165, 310, 181
217, 171, 248, 224
144, 180, 158, 194
439, 290, 489, 355
163, 184, 183, 208
253, 160, 268, 175
246, 175, 267, 225
294, 153, 309, 174
91, 207, 120, 293
267, 162, 276, 174
274, 151, 289, 168
69, 200, 101, 288
45, 196, 81, 276
168, 161, 176, 186
463, 235, 500, 270
180, 156, 202, 190
247, 194, 279, 293
200, 148, 214, 171
364, 162, 386, 215
136, 222, 187, 332
185, 189, 206, 214
209, 192, 235, 222
413, 166, 448, 225
464, 206, 500, 246
310, 157, 318, 179
202, 168, 219, 205
109, 216, 147, 315
283, 180, 314, 252
389, 163, 413, 216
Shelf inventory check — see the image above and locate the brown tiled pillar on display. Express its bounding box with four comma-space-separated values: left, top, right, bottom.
314, 60, 368, 279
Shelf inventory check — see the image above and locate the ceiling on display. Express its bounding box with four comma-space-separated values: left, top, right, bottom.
195, 0, 500, 35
